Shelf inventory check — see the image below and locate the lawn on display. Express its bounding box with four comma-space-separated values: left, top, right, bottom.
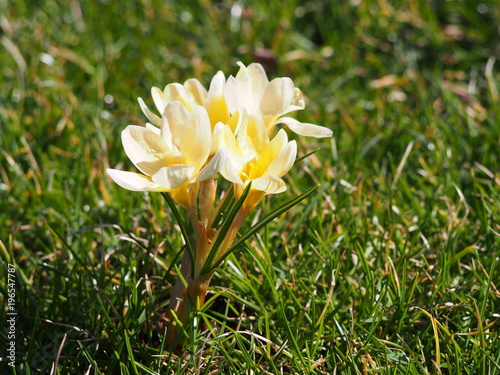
1, 0, 499, 374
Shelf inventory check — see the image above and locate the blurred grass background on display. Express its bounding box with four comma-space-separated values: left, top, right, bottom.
1, 0, 499, 373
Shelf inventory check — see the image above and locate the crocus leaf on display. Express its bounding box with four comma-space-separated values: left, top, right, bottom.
294, 148, 320, 164
161, 192, 195, 274
213, 184, 320, 269
201, 182, 252, 275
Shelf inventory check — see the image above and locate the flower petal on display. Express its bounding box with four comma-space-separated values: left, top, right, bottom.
194, 147, 227, 182
151, 164, 195, 190
220, 157, 244, 186
228, 62, 269, 114
256, 129, 288, 168
224, 76, 244, 115
106, 169, 166, 192
287, 87, 305, 112
138, 97, 161, 126
237, 114, 269, 162
237, 62, 268, 95
151, 86, 165, 114
263, 140, 297, 178
184, 78, 207, 105
205, 71, 229, 126
145, 123, 161, 135
250, 175, 286, 194
211, 124, 243, 168
165, 102, 211, 171
122, 125, 171, 177
259, 77, 295, 117
164, 83, 197, 111
279, 117, 333, 138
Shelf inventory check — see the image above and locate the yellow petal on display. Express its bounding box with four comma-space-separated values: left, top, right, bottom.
252, 129, 288, 177
211, 123, 242, 162
165, 102, 211, 171
205, 71, 229, 127
237, 114, 269, 162
164, 83, 196, 111
263, 140, 297, 178
184, 78, 207, 105
226, 109, 243, 134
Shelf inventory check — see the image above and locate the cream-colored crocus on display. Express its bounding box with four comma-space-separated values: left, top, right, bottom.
213, 114, 297, 210
138, 71, 241, 132
107, 101, 226, 207
224, 62, 333, 138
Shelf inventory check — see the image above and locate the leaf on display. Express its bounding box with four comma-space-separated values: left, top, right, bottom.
213, 184, 320, 269
161, 192, 195, 274
294, 148, 320, 164
201, 183, 252, 275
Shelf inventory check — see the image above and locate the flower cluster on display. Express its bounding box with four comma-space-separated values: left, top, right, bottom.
106, 62, 332, 348
107, 62, 332, 211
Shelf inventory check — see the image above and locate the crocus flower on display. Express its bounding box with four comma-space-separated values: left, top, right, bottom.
224, 62, 333, 138
213, 113, 297, 210
107, 102, 226, 207
138, 71, 240, 132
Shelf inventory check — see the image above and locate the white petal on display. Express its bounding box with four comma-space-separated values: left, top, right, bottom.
210, 122, 226, 154
151, 87, 165, 114
220, 158, 244, 186
194, 147, 227, 182
206, 71, 225, 104
224, 76, 244, 114
237, 62, 269, 93
286, 87, 305, 112
151, 164, 195, 190
250, 175, 286, 194
165, 83, 196, 110
237, 114, 269, 162
121, 125, 171, 176
160, 113, 175, 153
259, 78, 295, 117
263, 140, 297, 178
184, 78, 207, 105
205, 71, 229, 125
279, 117, 333, 138
183, 106, 212, 169
164, 101, 190, 151
145, 123, 161, 135
106, 169, 165, 192
211, 124, 244, 169
138, 97, 161, 126
256, 129, 288, 167
232, 62, 268, 114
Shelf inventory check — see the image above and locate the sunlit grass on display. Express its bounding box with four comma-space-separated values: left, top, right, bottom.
1, 0, 499, 373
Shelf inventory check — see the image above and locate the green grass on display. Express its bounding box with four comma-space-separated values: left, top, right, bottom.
1, 0, 499, 373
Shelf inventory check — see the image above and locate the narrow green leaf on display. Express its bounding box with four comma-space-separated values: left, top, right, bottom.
161, 192, 195, 273
295, 148, 320, 164
124, 329, 140, 375
134, 362, 161, 375
201, 183, 252, 275
214, 184, 320, 269
77, 341, 104, 375
211, 186, 235, 229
